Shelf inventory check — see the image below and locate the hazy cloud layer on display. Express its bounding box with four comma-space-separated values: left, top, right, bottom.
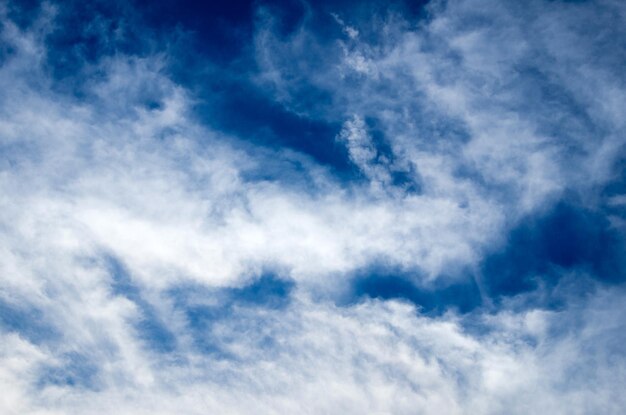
0, 0, 625, 413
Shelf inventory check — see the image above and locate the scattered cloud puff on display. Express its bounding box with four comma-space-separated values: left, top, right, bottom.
0, 0, 625, 413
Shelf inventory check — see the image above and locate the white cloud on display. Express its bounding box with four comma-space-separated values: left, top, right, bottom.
0, 1, 625, 414
2, 286, 626, 414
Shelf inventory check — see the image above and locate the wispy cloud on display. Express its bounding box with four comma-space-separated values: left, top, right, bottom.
0, 0, 625, 413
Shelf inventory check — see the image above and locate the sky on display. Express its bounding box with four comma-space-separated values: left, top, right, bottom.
0, 0, 625, 413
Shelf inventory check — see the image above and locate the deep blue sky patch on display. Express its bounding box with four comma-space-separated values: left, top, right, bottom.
107, 256, 177, 353
482, 200, 626, 301
168, 274, 293, 356
37, 352, 100, 390
344, 266, 483, 315
0, 299, 59, 345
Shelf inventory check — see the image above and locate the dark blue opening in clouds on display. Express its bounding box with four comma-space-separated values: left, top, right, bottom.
107, 256, 177, 354
37, 352, 100, 390
0, 299, 59, 345
167, 274, 293, 356
344, 265, 483, 315
7, 0, 433, 175
346, 198, 626, 314
482, 200, 626, 301
196, 80, 352, 172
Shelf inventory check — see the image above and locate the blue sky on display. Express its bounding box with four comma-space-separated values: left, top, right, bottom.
0, 0, 625, 413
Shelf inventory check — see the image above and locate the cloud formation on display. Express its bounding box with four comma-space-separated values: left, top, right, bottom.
0, 0, 625, 413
